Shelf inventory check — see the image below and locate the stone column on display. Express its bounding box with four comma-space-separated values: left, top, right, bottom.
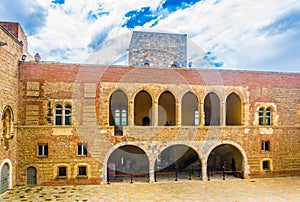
220, 101, 226, 126
201, 159, 208, 181
152, 101, 158, 126
128, 100, 134, 126
200, 102, 204, 126
177, 102, 181, 126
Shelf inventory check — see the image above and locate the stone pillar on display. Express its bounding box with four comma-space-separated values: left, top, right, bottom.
220, 101, 226, 126
152, 101, 158, 126
201, 159, 208, 181
200, 102, 204, 126
128, 100, 134, 126
177, 102, 181, 126
148, 152, 156, 183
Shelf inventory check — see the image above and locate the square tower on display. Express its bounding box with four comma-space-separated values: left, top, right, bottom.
128, 31, 187, 68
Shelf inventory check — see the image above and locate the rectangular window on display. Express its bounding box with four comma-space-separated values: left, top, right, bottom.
259, 108, 264, 125
37, 144, 48, 157
58, 167, 67, 177
65, 106, 72, 125
262, 141, 270, 151
55, 116, 62, 125
262, 161, 270, 170
78, 166, 87, 176
77, 143, 88, 156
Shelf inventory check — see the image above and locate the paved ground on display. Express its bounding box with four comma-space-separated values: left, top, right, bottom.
1, 176, 300, 202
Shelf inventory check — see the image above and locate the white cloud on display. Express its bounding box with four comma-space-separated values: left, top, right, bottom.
153, 0, 300, 71
2, 0, 299, 72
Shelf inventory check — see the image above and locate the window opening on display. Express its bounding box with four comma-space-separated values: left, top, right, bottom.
65, 105, 72, 125
262, 160, 270, 171
261, 141, 270, 151
38, 144, 48, 157
55, 105, 62, 125
77, 143, 88, 156
194, 110, 199, 126
58, 167, 67, 177
78, 166, 87, 176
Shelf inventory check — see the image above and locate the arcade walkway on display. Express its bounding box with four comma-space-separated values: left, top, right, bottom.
1, 177, 299, 201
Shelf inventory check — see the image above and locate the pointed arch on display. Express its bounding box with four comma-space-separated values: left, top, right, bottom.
226, 92, 242, 125
109, 90, 128, 126
181, 91, 199, 126
204, 92, 220, 126
158, 91, 176, 126
134, 90, 152, 125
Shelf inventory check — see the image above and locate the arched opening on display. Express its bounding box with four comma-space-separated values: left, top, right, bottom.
2, 106, 13, 150
182, 92, 199, 126
207, 144, 243, 179
226, 93, 242, 125
134, 90, 152, 125
158, 91, 176, 126
109, 90, 128, 136
155, 145, 201, 181
107, 145, 149, 183
27, 166, 37, 185
0, 163, 9, 194
204, 93, 220, 126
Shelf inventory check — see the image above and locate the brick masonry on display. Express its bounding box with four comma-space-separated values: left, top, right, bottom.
0, 22, 300, 188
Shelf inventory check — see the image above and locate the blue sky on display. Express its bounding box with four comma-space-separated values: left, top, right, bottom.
0, 0, 299, 72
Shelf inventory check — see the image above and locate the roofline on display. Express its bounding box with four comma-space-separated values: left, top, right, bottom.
20, 62, 300, 75
0, 22, 24, 46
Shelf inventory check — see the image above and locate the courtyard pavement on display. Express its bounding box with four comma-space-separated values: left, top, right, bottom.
1, 176, 300, 202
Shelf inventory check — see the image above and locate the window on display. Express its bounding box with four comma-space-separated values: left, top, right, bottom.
65, 105, 72, 125
194, 110, 199, 126
121, 109, 127, 125
262, 140, 270, 151
114, 109, 120, 125
55, 105, 62, 125
114, 109, 127, 126
58, 167, 67, 178
78, 166, 87, 176
38, 144, 48, 157
262, 160, 270, 171
55, 104, 72, 126
258, 107, 272, 126
265, 108, 271, 125
77, 143, 87, 156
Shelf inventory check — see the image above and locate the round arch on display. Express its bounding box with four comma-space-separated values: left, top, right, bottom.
181, 91, 199, 126
103, 143, 149, 183
158, 90, 176, 126
154, 143, 202, 181
134, 90, 153, 126
204, 92, 221, 126
0, 159, 13, 193
109, 89, 128, 127
205, 141, 249, 179
226, 92, 242, 125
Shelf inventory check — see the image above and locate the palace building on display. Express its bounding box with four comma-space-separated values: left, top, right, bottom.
0, 22, 300, 193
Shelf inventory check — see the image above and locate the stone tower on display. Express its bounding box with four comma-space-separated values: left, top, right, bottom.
128, 31, 187, 68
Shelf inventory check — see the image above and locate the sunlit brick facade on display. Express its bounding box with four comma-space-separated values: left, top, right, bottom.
0, 22, 299, 191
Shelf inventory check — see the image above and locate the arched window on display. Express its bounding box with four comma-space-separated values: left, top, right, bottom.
258, 107, 272, 126
2, 106, 13, 150
55, 105, 62, 125
65, 105, 72, 126
259, 108, 264, 125
121, 109, 127, 125
266, 108, 271, 126
181, 91, 198, 126
109, 90, 128, 126
114, 109, 120, 125
55, 104, 72, 126
226, 93, 242, 125
194, 110, 199, 126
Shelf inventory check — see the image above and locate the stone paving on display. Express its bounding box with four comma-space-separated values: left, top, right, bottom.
1, 177, 300, 202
